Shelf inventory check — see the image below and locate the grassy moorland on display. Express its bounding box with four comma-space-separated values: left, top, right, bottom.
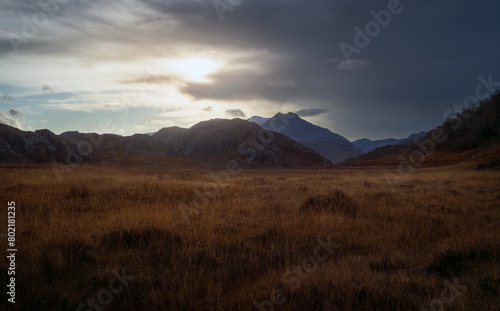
0, 165, 499, 310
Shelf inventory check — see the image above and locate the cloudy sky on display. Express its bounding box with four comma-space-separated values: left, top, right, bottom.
1, 0, 499, 140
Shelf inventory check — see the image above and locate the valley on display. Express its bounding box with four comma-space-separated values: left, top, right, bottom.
0, 165, 498, 310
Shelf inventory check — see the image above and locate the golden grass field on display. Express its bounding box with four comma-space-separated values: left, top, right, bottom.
1, 165, 499, 310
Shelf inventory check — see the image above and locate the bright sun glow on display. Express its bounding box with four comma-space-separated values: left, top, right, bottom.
170, 57, 221, 82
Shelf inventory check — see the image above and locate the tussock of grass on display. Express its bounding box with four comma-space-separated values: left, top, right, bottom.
479, 277, 500, 298
427, 249, 496, 277
301, 190, 357, 216
100, 228, 182, 249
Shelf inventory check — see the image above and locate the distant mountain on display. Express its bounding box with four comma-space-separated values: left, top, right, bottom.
0, 119, 332, 168
247, 116, 270, 127
343, 92, 500, 168
352, 131, 427, 153
260, 112, 362, 164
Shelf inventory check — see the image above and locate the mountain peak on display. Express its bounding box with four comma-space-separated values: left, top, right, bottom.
264, 112, 349, 142
277, 112, 298, 117
260, 112, 361, 163
247, 116, 270, 127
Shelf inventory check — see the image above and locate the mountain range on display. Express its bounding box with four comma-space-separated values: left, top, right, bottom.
2, 92, 498, 168
247, 113, 428, 163
248, 113, 362, 163
351, 132, 427, 153
0, 118, 332, 168
0, 112, 427, 167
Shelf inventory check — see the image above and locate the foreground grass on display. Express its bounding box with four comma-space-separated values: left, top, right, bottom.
0, 165, 499, 310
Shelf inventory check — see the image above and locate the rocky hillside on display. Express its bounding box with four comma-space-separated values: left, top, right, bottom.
0, 125, 74, 163
342, 92, 500, 168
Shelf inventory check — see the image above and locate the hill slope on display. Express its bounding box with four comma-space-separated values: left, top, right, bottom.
343, 92, 500, 168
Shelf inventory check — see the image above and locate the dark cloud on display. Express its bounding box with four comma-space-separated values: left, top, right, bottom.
9, 109, 23, 118
0, 93, 14, 101
226, 109, 246, 118
182, 69, 269, 101
202, 106, 213, 112
296, 108, 329, 117
0, 110, 22, 129
1, 0, 500, 138
122, 75, 175, 85
161, 0, 500, 137
42, 85, 54, 93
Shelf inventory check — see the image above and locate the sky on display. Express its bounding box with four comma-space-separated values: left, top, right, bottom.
1, 0, 500, 141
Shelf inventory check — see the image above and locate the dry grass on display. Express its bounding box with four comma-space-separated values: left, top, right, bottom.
300, 190, 357, 216
0, 165, 499, 310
